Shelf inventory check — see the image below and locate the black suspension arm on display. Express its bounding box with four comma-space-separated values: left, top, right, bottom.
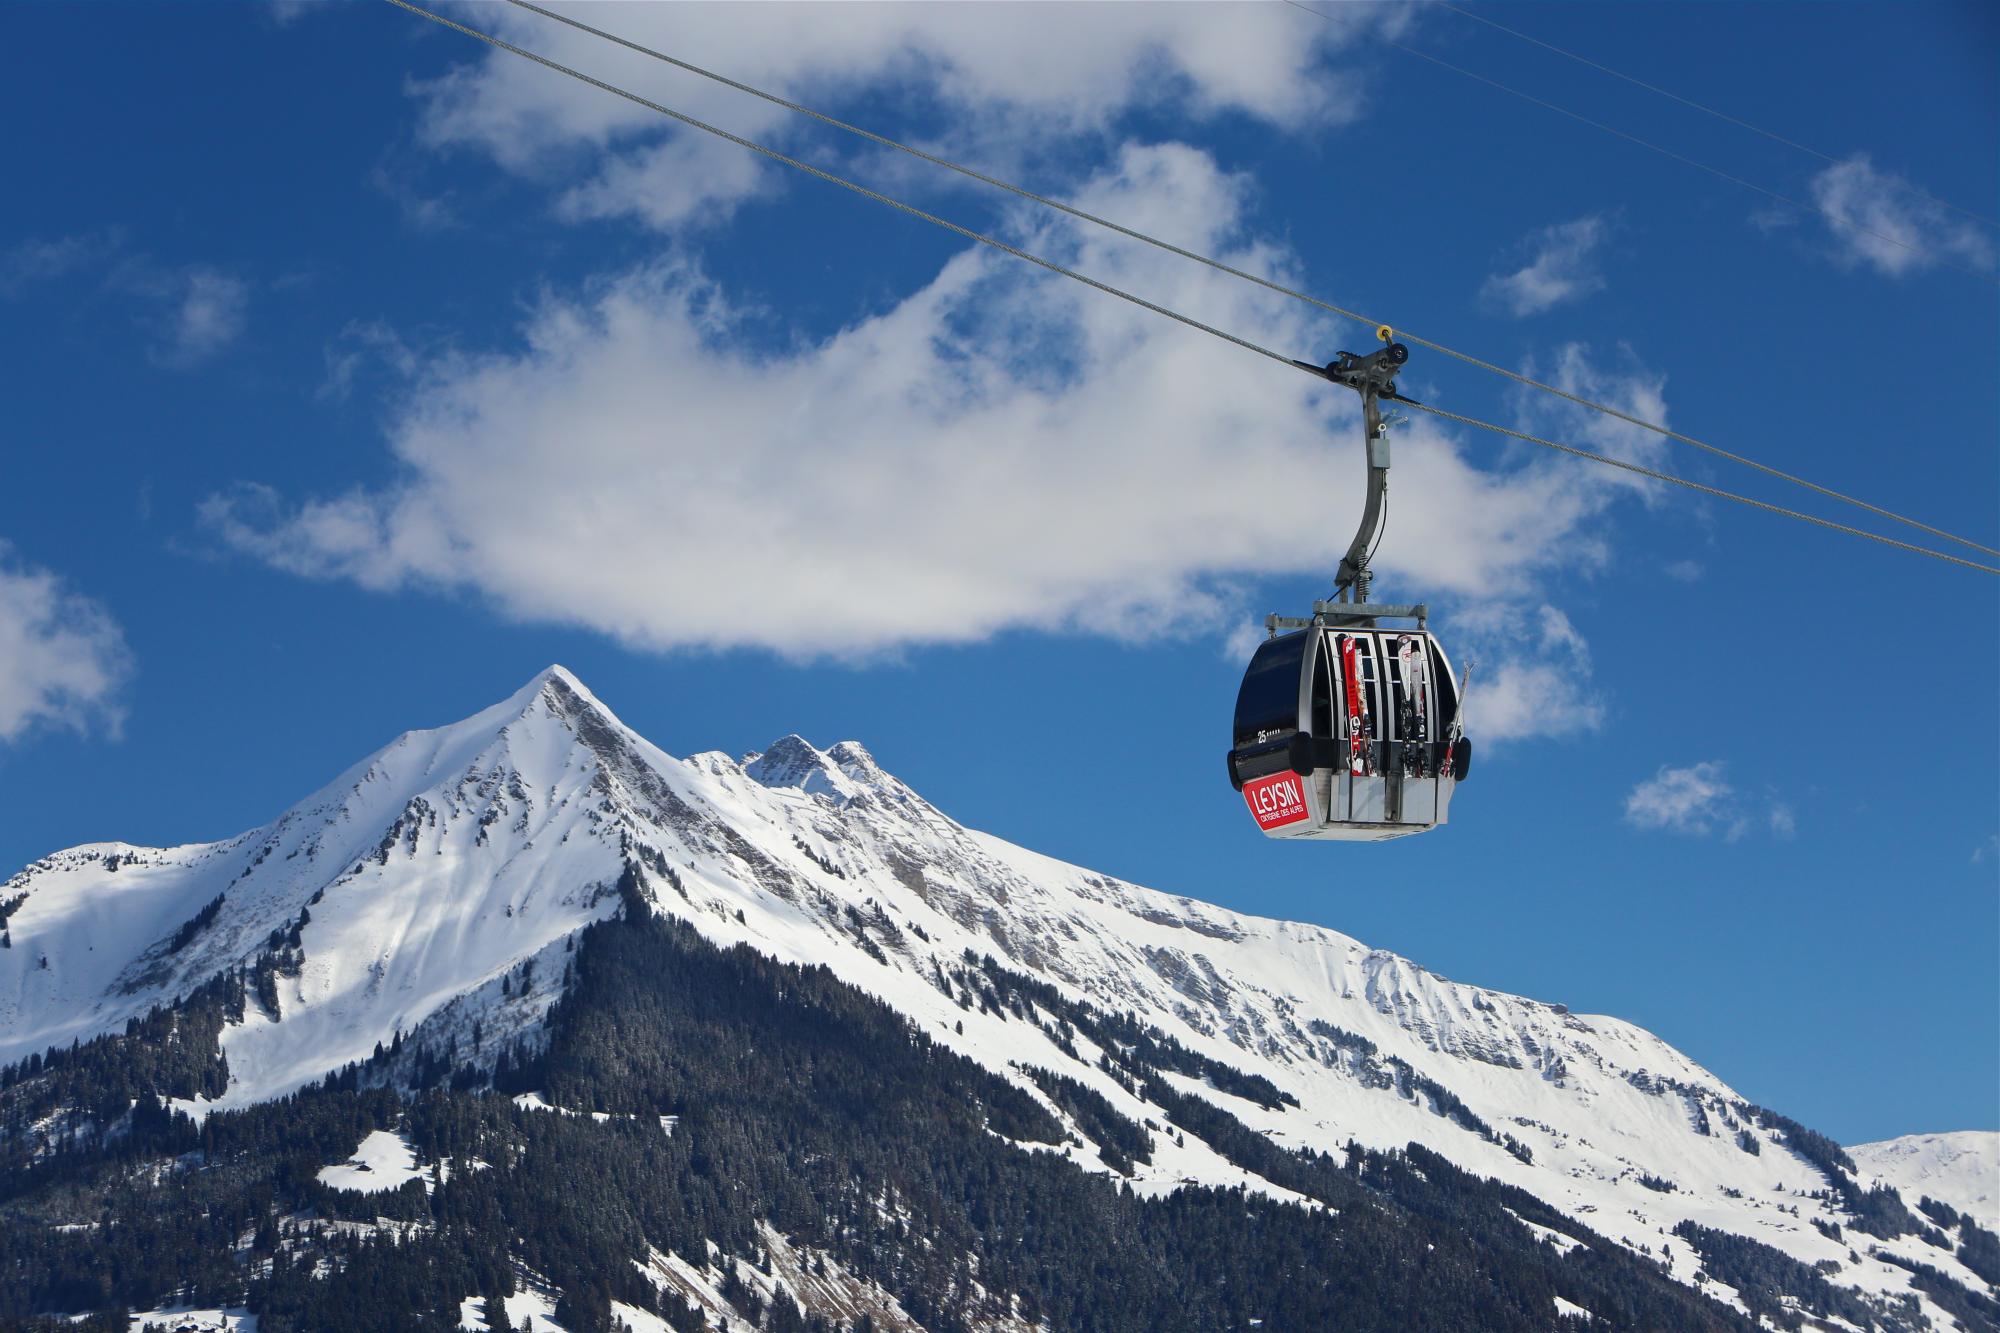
1292, 333, 1414, 602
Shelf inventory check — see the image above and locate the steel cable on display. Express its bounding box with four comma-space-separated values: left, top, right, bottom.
1434, 0, 2000, 230
1283, 0, 2000, 289
498, 0, 2000, 560
381, 0, 1296, 373
381, 0, 2000, 579
1405, 402, 2000, 576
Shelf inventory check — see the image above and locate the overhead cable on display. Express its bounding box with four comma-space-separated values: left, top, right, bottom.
1435, 0, 1999, 230
380, 0, 1295, 372
496, 0, 2000, 560
1405, 402, 2000, 577
378, 0, 2000, 579
1282, 1, 2000, 290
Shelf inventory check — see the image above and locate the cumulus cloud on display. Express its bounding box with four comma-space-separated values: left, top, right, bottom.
1809, 155, 1994, 277
0, 548, 132, 743
207, 144, 1677, 660
1623, 761, 1793, 839
404, 1, 1394, 228
1451, 603, 1604, 745
1481, 216, 1608, 317
1624, 761, 1733, 835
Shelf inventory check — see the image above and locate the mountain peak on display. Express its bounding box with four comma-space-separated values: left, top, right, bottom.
502, 664, 638, 755
825, 740, 880, 776
518, 663, 603, 714
743, 735, 902, 805
535, 662, 583, 690
447, 664, 611, 747
745, 734, 833, 790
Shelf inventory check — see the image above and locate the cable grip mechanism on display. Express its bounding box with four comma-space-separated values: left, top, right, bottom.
1289, 333, 1419, 605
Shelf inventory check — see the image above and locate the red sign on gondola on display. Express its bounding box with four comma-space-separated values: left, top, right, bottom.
1243, 771, 1309, 830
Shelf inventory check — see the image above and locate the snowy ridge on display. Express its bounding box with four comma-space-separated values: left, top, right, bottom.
1852, 1132, 1999, 1224
3, 665, 1990, 1328
2, 667, 626, 1104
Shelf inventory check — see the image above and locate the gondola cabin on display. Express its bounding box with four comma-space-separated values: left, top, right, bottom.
1227, 624, 1469, 841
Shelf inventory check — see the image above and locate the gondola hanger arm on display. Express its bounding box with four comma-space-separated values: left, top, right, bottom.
1298, 328, 1415, 605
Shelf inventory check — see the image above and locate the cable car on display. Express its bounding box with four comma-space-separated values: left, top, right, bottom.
1228, 329, 1472, 841
1228, 621, 1468, 840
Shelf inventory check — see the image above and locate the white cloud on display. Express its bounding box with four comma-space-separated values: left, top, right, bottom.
318, 320, 425, 403
1480, 216, 1608, 317
1624, 761, 1734, 835
1510, 343, 1675, 508
1222, 618, 1271, 666
404, 1, 1394, 228
1452, 603, 1604, 745
0, 230, 123, 294
266, 0, 322, 28
555, 131, 772, 231
1, 233, 250, 368
148, 268, 249, 369
1623, 760, 1794, 839
1746, 204, 1795, 235
1809, 155, 1994, 277
207, 144, 1678, 661
0, 548, 132, 743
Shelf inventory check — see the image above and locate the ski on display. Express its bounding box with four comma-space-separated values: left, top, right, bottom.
1337, 634, 1374, 776
1398, 635, 1429, 776
1441, 658, 1473, 781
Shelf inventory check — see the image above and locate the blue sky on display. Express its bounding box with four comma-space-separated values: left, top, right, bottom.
0, 0, 1993, 1146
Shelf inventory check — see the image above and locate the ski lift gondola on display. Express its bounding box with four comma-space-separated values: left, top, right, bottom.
1227, 330, 1472, 841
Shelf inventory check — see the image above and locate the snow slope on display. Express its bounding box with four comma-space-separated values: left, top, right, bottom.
1852, 1131, 1999, 1224
316, 1129, 426, 1195
4, 666, 1989, 1327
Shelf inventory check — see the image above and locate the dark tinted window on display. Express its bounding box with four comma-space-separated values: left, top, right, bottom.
1233, 632, 1308, 747
1310, 635, 1334, 739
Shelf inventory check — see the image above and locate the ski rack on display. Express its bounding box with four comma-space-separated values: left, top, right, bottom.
1265, 601, 1429, 636
1264, 328, 1426, 639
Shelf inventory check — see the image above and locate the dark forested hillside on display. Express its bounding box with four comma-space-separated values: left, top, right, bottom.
0, 889, 1772, 1332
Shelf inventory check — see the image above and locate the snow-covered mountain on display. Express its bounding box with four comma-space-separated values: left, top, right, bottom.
3, 666, 1992, 1328
1853, 1133, 1999, 1225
